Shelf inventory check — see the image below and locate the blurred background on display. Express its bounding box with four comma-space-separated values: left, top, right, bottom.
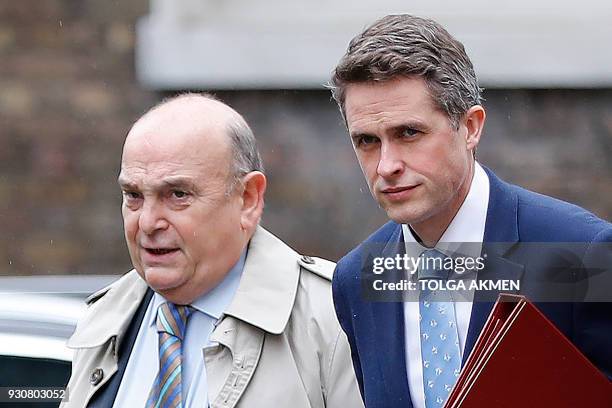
1, 0, 611, 277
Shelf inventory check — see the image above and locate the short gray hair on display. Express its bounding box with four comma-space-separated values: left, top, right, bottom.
329, 14, 483, 128
225, 115, 264, 194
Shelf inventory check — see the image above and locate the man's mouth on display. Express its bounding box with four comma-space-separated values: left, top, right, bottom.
144, 247, 179, 255
381, 185, 418, 194
378, 184, 421, 202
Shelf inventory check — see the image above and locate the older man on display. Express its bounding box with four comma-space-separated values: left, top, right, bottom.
330, 14, 612, 408
62, 94, 363, 408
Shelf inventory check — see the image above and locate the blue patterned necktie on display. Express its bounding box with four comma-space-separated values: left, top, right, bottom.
418, 249, 461, 407
146, 302, 192, 408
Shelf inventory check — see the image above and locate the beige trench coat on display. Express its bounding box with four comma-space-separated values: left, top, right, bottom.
61, 227, 364, 408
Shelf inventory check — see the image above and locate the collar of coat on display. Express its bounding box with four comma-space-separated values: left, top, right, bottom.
68, 226, 304, 349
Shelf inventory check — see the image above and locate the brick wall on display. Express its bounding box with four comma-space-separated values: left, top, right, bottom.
1, 2, 610, 276
1, 1, 157, 275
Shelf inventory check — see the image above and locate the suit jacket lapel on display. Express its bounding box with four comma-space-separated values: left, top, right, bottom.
369, 224, 413, 406
463, 168, 523, 364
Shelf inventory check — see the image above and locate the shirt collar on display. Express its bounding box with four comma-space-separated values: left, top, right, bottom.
148, 226, 300, 335
402, 161, 490, 258
149, 248, 247, 327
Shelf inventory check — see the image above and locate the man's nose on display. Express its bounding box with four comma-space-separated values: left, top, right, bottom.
377, 142, 404, 178
138, 200, 169, 235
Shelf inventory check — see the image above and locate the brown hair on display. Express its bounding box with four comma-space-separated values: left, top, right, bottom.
329, 14, 482, 128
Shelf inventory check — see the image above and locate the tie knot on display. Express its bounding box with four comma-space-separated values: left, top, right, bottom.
156, 302, 192, 340
418, 249, 449, 281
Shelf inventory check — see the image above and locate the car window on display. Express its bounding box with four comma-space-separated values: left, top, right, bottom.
0, 355, 70, 408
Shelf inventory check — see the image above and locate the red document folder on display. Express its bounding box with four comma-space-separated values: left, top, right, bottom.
445, 294, 611, 407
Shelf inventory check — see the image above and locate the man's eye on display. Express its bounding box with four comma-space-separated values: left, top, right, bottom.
123, 191, 141, 200
356, 135, 379, 147
401, 128, 419, 138
172, 190, 188, 199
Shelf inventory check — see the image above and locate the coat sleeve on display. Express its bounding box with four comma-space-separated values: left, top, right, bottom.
327, 262, 365, 407
323, 326, 365, 408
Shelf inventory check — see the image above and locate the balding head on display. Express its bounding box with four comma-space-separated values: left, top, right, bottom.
126, 94, 263, 193
132, 94, 239, 139
118, 94, 267, 304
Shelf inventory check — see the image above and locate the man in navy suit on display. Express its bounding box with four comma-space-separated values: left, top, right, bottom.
329, 14, 611, 408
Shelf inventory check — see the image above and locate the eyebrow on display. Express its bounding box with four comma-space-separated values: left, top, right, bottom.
117, 175, 135, 189
349, 120, 429, 139
117, 175, 198, 191
390, 120, 429, 133
160, 177, 198, 191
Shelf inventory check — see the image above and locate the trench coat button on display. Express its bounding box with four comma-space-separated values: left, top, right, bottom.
90, 368, 104, 386
301, 255, 315, 264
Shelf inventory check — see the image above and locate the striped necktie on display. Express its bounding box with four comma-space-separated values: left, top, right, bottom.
146, 302, 192, 408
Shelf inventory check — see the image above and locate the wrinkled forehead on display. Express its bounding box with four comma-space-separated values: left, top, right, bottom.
118, 133, 231, 191
122, 107, 232, 167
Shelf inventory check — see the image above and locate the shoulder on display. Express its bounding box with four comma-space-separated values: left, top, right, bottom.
67, 271, 148, 349
486, 167, 610, 242
337, 221, 400, 269
298, 255, 335, 281
291, 255, 340, 331
84, 270, 144, 306
63, 271, 148, 408
295, 255, 335, 309
334, 221, 400, 287
512, 184, 611, 242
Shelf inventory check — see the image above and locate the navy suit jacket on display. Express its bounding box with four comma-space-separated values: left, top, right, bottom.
332, 168, 612, 408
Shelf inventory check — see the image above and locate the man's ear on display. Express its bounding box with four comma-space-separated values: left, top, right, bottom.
239, 171, 266, 231
462, 105, 486, 152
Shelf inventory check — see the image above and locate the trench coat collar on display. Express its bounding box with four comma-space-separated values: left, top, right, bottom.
67, 226, 300, 348
223, 226, 300, 335
67, 270, 148, 350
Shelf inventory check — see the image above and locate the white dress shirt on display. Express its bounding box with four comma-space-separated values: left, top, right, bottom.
402, 162, 490, 408
112, 250, 246, 408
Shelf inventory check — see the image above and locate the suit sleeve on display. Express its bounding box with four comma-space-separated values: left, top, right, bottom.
572, 226, 612, 380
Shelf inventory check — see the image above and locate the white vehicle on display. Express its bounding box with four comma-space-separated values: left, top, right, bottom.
0, 275, 117, 408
